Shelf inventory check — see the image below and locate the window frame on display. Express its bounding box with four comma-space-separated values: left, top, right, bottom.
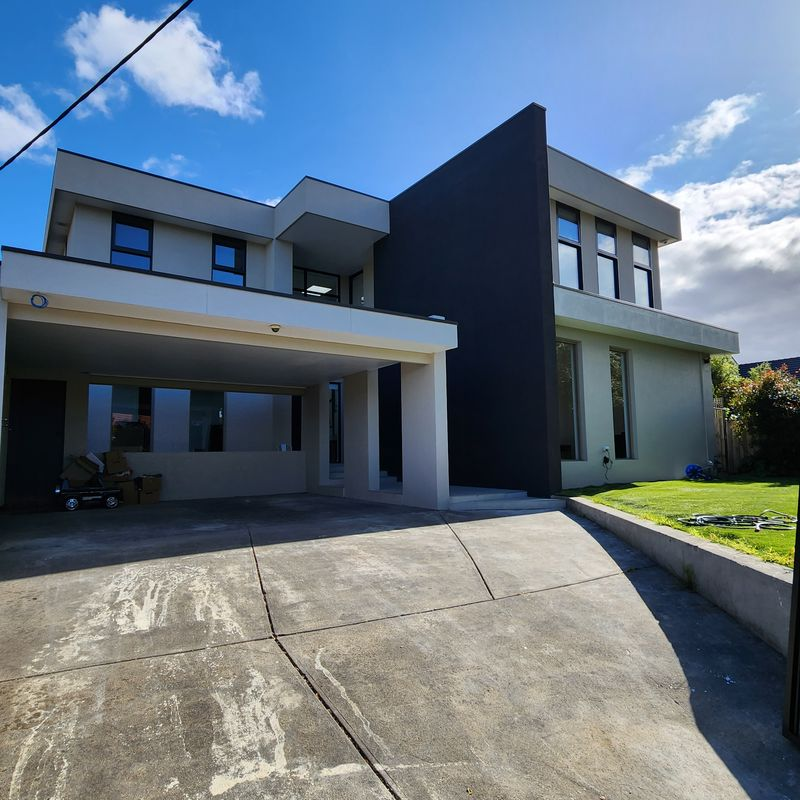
609, 348, 634, 460
212, 234, 247, 286
556, 340, 582, 461
556, 203, 583, 290
111, 212, 153, 270
293, 266, 341, 302
596, 219, 619, 299
632, 233, 654, 307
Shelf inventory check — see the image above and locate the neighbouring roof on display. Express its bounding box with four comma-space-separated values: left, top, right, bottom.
738, 357, 800, 377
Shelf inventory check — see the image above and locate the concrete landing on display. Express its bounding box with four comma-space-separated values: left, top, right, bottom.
448, 485, 566, 511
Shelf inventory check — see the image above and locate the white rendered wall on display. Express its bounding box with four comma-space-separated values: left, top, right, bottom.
67, 205, 111, 262
125, 451, 305, 500
152, 221, 211, 280
558, 325, 714, 489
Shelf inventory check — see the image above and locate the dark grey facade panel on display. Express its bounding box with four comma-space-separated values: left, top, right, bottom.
374, 103, 561, 496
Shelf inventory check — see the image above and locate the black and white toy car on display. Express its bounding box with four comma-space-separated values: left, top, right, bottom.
55, 480, 122, 511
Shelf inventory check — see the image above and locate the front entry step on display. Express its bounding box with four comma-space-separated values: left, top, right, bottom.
448, 486, 566, 512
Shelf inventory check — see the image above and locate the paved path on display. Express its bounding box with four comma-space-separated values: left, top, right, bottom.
0, 495, 797, 799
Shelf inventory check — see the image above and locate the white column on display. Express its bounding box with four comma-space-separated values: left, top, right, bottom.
343, 370, 379, 499
401, 351, 450, 509
0, 300, 7, 506
301, 383, 329, 491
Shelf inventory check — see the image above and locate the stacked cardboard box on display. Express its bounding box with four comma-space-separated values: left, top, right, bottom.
60, 456, 100, 487
136, 474, 162, 504
102, 451, 137, 505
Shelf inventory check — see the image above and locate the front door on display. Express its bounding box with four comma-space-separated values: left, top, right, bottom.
5, 379, 67, 511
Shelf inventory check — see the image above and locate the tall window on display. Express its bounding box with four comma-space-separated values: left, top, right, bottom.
212, 235, 246, 286
609, 350, 632, 459
556, 342, 580, 460
110, 385, 152, 451
556, 203, 582, 289
633, 233, 654, 307
190, 391, 224, 452
596, 219, 619, 299
293, 267, 340, 302
111, 213, 152, 270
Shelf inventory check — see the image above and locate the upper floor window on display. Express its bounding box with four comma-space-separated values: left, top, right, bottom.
556, 203, 582, 289
596, 219, 619, 299
111, 213, 152, 270
293, 267, 340, 302
212, 235, 246, 287
632, 233, 654, 307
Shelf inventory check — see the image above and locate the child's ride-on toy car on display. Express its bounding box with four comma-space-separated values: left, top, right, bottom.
55, 480, 122, 511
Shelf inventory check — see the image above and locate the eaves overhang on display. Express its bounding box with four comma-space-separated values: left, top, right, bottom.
554, 285, 738, 354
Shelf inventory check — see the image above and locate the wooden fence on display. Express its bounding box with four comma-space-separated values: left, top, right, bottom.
714, 405, 753, 473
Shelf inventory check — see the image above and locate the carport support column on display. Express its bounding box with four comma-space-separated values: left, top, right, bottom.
343, 370, 379, 499
401, 352, 450, 510
302, 383, 330, 491
0, 301, 7, 506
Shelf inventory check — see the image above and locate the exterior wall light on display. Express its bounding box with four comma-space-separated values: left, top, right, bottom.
30, 293, 49, 309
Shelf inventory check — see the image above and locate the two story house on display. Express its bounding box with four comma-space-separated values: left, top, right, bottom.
0, 103, 738, 511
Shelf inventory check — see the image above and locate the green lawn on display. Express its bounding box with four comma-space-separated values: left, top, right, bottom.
560, 476, 799, 568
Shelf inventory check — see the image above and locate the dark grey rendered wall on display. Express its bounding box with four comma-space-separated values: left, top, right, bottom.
374, 103, 561, 496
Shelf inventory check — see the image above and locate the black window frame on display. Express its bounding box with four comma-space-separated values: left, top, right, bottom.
556, 203, 583, 290
212, 234, 247, 286
293, 266, 341, 302
632, 233, 654, 307
111, 212, 153, 270
596, 218, 619, 299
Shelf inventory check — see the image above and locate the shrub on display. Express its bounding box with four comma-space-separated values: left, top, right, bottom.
710, 354, 742, 406
728, 365, 800, 474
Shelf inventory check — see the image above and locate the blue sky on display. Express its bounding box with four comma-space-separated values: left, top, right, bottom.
2, 0, 799, 361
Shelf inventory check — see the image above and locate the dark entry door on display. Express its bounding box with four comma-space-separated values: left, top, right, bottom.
5, 379, 67, 511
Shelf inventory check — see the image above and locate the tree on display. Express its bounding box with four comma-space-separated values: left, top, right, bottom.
728, 364, 800, 474
709, 354, 742, 406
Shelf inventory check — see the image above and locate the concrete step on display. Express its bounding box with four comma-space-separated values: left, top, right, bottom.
448, 488, 530, 507
449, 497, 566, 512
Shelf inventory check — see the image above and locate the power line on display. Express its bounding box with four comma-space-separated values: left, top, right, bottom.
0, 0, 196, 173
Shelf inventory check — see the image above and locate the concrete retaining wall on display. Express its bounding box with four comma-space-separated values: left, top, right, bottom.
566, 497, 793, 655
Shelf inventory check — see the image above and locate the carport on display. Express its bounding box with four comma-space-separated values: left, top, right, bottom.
0, 249, 457, 510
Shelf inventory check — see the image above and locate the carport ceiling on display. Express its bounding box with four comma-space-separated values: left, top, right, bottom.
7, 321, 395, 389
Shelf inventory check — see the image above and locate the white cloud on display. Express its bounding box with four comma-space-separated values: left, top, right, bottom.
656, 160, 800, 362
0, 84, 54, 163
619, 94, 758, 188
142, 152, 193, 179
263, 196, 282, 206
64, 5, 262, 119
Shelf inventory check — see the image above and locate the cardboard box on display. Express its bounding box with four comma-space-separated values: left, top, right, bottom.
137, 474, 162, 493
104, 451, 130, 473
60, 458, 97, 486
118, 480, 137, 505
138, 490, 161, 505
105, 470, 133, 483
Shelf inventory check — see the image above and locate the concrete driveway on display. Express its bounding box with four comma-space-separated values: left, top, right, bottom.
0, 495, 797, 799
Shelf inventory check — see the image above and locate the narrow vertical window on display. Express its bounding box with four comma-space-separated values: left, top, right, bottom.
609, 350, 632, 459
633, 233, 654, 307
596, 219, 619, 299
556, 341, 580, 460
556, 203, 582, 289
111, 213, 152, 270
212, 235, 246, 286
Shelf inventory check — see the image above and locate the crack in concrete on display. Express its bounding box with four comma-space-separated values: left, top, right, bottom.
246, 527, 404, 800
438, 513, 496, 600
